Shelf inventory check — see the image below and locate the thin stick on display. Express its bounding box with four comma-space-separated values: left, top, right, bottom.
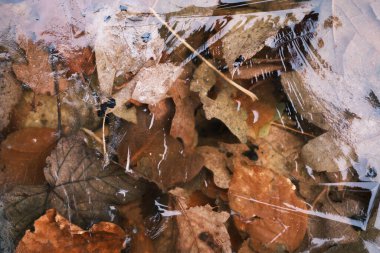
81, 128, 103, 145
271, 122, 316, 138
149, 7, 258, 102
102, 116, 107, 156
50, 51, 62, 138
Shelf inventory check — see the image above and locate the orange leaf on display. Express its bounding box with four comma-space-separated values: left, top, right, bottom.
118, 201, 154, 253
59, 46, 95, 75
169, 79, 200, 151
12, 38, 69, 95
16, 209, 126, 253
228, 160, 307, 253
117, 108, 203, 190
0, 128, 57, 186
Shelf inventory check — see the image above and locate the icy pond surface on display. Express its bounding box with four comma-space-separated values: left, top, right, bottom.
1, 0, 380, 252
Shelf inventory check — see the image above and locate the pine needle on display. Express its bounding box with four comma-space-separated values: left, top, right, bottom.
149, 7, 258, 102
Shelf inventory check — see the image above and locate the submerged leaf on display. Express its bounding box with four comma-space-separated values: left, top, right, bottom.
0, 128, 57, 186
171, 188, 231, 253
197, 146, 231, 189
118, 109, 203, 191
44, 133, 146, 227
95, 13, 164, 96
228, 160, 307, 253
12, 38, 68, 95
169, 79, 200, 151
0, 62, 22, 131
16, 209, 126, 253
191, 62, 249, 143
119, 201, 154, 253
112, 63, 182, 111
2, 133, 145, 242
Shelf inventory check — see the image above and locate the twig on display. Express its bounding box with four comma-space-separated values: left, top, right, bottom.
271, 121, 316, 138
102, 115, 109, 166
149, 7, 258, 102
81, 128, 103, 145
49, 49, 62, 138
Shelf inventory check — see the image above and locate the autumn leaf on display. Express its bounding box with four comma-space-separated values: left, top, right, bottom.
12, 38, 69, 95
196, 146, 231, 189
16, 209, 126, 253
2, 133, 145, 241
12, 86, 100, 134
221, 15, 296, 73
95, 14, 165, 97
0, 62, 22, 131
254, 126, 305, 176
0, 128, 57, 186
234, 80, 284, 139
190, 62, 249, 143
170, 188, 232, 253
169, 79, 200, 151
44, 133, 146, 227
59, 46, 95, 75
228, 159, 308, 253
118, 200, 154, 253
117, 108, 204, 191
112, 63, 182, 109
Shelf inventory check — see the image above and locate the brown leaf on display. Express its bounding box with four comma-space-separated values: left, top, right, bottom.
170, 188, 232, 253
0, 128, 57, 186
12, 39, 69, 95
196, 146, 231, 189
0, 132, 147, 242
234, 80, 283, 139
118, 201, 154, 253
59, 46, 95, 75
16, 209, 126, 253
254, 126, 305, 176
44, 133, 146, 227
12, 86, 99, 134
0, 62, 22, 131
169, 79, 200, 151
117, 108, 203, 191
228, 160, 308, 253
190, 63, 249, 143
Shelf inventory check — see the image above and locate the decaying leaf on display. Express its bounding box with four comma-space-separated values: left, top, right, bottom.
170, 188, 231, 253
112, 106, 137, 124
12, 38, 68, 95
301, 132, 355, 173
12, 84, 99, 133
228, 159, 307, 253
95, 13, 165, 96
16, 209, 126, 253
59, 46, 95, 75
169, 79, 200, 151
234, 80, 284, 139
0, 62, 22, 131
0, 128, 57, 186
255, 126, 305, 176
222, 15, 292, 73
309, 196, 363, 250
117, 108, 203, 191
2, 133, 145, 242
197, 146, 231, 189
2, 185, 49, 242
44, 133, 146, 227
112, 63, 182, 110
191, 62, 249, 143
119, 201, 154, 253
